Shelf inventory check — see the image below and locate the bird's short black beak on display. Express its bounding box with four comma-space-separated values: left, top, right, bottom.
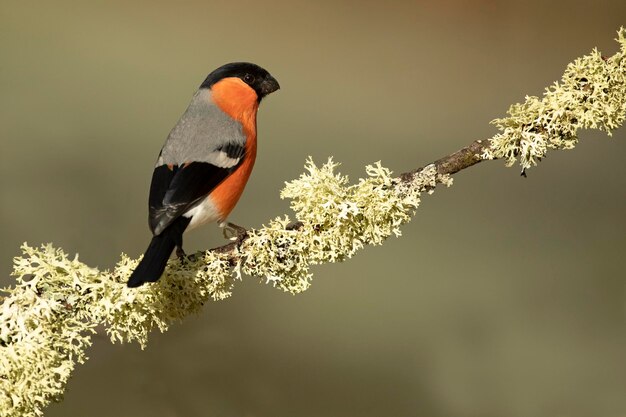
260, 75, 280, 96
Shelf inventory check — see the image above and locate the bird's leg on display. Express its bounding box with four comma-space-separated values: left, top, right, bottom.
220, 221, 248, 244
175, 246, 187, 260
174, 233, 187, 261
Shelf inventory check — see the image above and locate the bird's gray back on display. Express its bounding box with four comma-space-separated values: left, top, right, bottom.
157, 89, 245, 167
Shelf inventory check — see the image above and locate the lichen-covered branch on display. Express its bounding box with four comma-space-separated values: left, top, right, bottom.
1, 28, 625, 417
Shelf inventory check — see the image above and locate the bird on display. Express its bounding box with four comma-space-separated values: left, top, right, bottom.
127, 62, 280, 288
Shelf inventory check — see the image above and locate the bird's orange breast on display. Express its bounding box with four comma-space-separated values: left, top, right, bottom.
209, 140, 256, 220
209, 77, 259, 220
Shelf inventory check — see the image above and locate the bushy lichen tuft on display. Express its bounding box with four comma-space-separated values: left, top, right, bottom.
242, 216, 314, 294
104, 250, 234, 347
0, 244, 234, 416
486, 27, 626, 171
241, 159, 449, 294
1, 244, 97, 417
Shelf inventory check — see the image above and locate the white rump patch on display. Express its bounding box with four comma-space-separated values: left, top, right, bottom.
184, 196, 221, 230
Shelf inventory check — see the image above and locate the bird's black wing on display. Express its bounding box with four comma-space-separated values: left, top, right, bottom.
148, 143, 245, 236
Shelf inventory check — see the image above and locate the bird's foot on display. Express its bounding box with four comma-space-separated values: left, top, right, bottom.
220, 222, 248, 244
175, 246, 187, 260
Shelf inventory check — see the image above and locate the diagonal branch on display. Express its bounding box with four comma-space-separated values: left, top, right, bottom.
209, 138, 491, 259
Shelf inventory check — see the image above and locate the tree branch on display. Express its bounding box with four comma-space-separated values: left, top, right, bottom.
209, 138, 490, 261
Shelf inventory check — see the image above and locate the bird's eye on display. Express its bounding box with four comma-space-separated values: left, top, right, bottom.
243, 74, 255, 84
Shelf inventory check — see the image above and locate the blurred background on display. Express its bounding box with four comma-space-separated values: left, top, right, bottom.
1, 0, 625, 416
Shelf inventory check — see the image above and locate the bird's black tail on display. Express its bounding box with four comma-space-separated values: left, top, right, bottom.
127, 217, 190, 288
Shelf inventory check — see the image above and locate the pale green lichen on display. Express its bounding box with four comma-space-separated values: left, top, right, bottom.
1, 29, 625, 417
103, 250, 234, 346
241, 159, 444, 294
1, 245, 96, 417
0, 245, 234, 416
485, 27, 626, 172
0, 158, 443, 416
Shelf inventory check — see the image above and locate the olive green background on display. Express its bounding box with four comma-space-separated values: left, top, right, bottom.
1, 1, 625, 416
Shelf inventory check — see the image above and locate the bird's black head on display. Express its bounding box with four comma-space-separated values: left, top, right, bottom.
200, 62, 280, 101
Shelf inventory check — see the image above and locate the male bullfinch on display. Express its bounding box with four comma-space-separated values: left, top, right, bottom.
127, 62, 280, 287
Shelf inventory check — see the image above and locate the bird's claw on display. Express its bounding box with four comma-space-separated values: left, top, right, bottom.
175, 246, 187, 260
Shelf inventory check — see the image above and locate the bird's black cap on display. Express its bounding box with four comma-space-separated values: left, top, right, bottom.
200, 62, 280, 101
